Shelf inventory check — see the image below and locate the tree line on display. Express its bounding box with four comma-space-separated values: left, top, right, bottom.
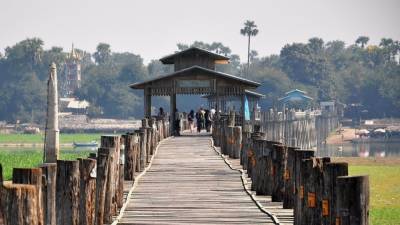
0, 36, 398, 124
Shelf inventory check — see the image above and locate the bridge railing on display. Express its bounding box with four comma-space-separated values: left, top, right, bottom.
212, 113, 369, 225
0, 118, 170, 225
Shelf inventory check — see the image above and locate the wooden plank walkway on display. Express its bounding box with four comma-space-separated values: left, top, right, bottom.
118, 133, 276, 225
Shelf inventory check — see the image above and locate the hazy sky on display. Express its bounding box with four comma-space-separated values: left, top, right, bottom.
1, 0, 399, 64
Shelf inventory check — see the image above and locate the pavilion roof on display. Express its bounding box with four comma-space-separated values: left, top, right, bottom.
159, 47, 230, 64
129, 65, 260, 89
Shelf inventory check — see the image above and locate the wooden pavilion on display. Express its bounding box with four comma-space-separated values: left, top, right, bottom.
129, 47, 261, 132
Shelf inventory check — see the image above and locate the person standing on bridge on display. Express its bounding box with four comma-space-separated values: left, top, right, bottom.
188, 109, 195, 133
196, 108, 205, 133
174, 108, 181, 136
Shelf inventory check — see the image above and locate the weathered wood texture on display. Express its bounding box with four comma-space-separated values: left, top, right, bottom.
56, 160, 80, 225
40, 163, 56, 225
100, 135, 120, 222
294, 150, 315, 225
322, 162, 348, 225
95, 147, 111, 225
336, 176, 369, 225
1, 183, 38, 225
78, 158, 96, 225
12, 168, 43, 225
119, 134, 274, 224
283, 146, 299, 209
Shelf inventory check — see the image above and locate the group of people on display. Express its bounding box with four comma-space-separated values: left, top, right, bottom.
159, 107, 214, 136
187, 108, 215, 133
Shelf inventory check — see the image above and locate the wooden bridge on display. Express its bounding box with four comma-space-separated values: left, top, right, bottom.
118, 133, 279, 225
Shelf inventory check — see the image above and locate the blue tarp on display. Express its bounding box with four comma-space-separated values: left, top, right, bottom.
244, 96, 250, 121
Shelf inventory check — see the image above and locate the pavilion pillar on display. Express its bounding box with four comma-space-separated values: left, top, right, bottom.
144, 88, 151, 118
241, 93, 246, 129
170, 94, 176, 134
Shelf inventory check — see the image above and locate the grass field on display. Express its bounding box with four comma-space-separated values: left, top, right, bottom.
0, 133, 102, 144
0, 148, 93, 180
334, 157, 400, 225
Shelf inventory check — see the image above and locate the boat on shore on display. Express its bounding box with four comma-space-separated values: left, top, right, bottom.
73, 140, 98, 147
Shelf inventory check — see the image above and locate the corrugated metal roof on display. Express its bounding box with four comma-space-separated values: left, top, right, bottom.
129, 66, 260, 89
159, 47, 230, 64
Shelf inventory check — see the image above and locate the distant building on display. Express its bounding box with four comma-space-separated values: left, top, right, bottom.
59, 97, 90, 114
62, 44, 82, 97
278, 89, 313, 110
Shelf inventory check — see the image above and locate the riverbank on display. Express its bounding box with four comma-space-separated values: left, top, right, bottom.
326, 127, 356, 144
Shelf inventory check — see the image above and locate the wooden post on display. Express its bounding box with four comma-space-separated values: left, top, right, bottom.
283, 146, 299, 209
294, 150, 314, 225
40, 163, 56, 225
78, 158, 96, 225
100, 135, 120, 221
232, 126, 242, 159
228, 110, 235, 127
144, 87, 151, 118
271, 144, 286, 202
139, 127, 147, 171
170, 94, 176, 135
226, 126, 234, 157
95, 147, 111, 225
1, 183, 38, 225
123, 133, 136, 181
336, 176, 369, 225
117, 136, 124, 208
134, 130, 142, 172
300, 157, 330, 225
240, 131, 251, 169
12, 168, 44, 225
56, 160, 80, 225
322, 162, 348, 225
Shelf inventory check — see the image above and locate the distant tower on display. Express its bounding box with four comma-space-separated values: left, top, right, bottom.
62, 44, 82, 97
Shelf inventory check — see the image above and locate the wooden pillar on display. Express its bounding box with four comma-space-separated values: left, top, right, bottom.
56, 160, 80, 225
100, 135, 120, 221
12, 168, 43, 225
170, 94, 176, 135
232, 126, 242, 159
271, 144, 286, 202
322, 162, 348, 225
336, 176, 369, 225
140, 119, 148, 169
1, 183, 38, 225
283, 146, 299, 209
144, 87, 151, 118
123, 133, 137, 181
95, 147, 111, 225
78, 158, 96, 225
294, 150, 315, 225
134, 130, 142, 172
40, 163, 56, 225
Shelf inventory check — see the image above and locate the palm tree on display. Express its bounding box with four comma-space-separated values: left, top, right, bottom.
240, 20, 259, 75
355, 36, 369, 48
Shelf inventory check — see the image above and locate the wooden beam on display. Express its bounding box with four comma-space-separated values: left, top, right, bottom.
144, 87, 151, 118
170, 94, 176, 135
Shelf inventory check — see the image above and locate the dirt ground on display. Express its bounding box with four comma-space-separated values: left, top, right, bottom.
326, 127, 357, 144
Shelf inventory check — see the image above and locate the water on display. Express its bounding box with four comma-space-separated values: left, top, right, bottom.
319, 141, 400, 158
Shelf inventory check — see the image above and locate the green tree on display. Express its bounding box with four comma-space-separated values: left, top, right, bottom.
94, 43, 112, 65
240, 20, 259, 75
355, 36, 369, 48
